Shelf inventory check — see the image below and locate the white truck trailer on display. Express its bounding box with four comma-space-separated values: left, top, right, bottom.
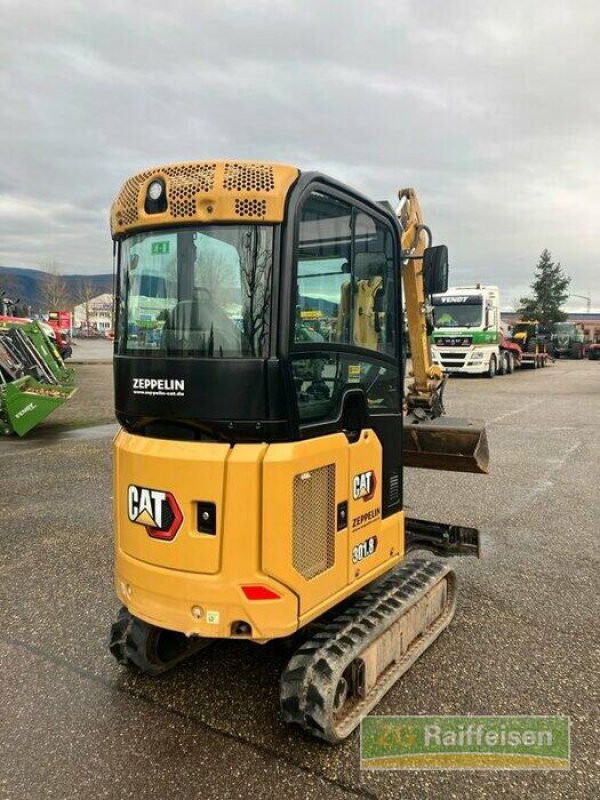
430, 285, 516, 377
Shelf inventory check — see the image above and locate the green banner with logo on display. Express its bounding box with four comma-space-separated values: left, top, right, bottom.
361, 716, 570, 770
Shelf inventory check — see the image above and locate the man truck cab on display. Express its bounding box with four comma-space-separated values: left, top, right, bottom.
430, 285, 502, 377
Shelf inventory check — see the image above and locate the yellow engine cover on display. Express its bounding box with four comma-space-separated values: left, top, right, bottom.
114, 429, 404, 641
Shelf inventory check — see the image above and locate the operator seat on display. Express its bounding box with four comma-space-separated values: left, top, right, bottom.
162, 290, 242, 356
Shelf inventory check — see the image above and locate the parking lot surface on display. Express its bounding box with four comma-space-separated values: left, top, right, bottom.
1, 360, 599, 798
69, 337, 114, 363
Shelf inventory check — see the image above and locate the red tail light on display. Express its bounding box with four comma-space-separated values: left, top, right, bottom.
241, 585, 281, 601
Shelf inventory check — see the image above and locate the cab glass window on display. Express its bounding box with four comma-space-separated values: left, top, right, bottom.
353, 211, 396, 356
117, 226, 273, 357
295, 193, 351, 346
291, 353, 399, 423
293, 192, 397, 357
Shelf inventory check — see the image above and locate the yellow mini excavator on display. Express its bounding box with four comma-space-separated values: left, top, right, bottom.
109, 162, 488, 742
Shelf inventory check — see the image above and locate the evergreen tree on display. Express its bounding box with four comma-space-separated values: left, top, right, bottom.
518, 249, 570, 327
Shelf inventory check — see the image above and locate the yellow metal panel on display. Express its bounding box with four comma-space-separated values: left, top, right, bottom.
114, 432, 299, 640
347, 429, 400, 582
115, 549, 298, 641
220, 442, 268, 577
110, 160, 299, 237
114, 429, 230, 574
298, 526, 404, 630
113, 429, 406, 642
262, 433, 349, 616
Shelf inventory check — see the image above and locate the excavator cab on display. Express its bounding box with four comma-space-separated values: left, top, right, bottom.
109, 162, 488, 741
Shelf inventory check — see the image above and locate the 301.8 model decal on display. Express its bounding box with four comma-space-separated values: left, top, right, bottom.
352, 535, 378, 564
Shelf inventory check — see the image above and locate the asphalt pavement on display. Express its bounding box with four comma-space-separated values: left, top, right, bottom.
1, 359, 599, 799
69, 337, 114, 363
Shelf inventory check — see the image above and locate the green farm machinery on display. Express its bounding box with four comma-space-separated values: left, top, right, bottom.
0, 320, 77, 436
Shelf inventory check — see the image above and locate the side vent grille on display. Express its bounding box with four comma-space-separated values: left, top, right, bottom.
292, 464, 336, 580
389, 469, 401, 506
223, 162, 275, 192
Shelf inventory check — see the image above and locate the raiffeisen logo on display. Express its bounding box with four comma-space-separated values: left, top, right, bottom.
352, 470, 377, 502
127, 485, 183, 541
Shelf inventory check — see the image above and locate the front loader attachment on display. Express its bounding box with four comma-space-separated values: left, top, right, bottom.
0, 323, 75, 387
0, 376, 78, 437
0, 320, 78, 436
403, 415, 489, 474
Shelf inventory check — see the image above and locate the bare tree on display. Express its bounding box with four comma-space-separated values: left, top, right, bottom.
75, 280, 98, 333
39, 261, 71, 312
239, 229, 272, 357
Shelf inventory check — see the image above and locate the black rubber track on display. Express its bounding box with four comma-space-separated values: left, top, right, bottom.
280, 559, 456, 743
109, 606, 212, 676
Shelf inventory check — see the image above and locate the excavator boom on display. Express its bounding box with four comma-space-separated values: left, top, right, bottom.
397, 188, 489, 474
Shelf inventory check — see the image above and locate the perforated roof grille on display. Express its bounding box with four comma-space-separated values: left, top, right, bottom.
292, 464, 336, 580
234, 198, 267, 218
114, 163, 216, 224
169, 163, 216, 218
117, 170, 154, 226
223, 162, 276, 192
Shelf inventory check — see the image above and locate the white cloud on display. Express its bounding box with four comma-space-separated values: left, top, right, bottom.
0, 0, 598, 306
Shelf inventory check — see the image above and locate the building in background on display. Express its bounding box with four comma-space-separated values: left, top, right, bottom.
73, 293, 113, 334
566, 313, 600, 342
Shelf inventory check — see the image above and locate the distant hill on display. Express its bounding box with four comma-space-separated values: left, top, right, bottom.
299, 294, 337, 315
0, 266, 112, 312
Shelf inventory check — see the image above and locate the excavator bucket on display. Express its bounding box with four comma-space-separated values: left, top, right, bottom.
0, 376, 78, 437
403, 415, 489, 474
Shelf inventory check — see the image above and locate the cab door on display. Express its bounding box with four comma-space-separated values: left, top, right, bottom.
286, 186, 404, 515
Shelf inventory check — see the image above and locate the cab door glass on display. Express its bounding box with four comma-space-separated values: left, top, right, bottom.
292, 192, 400, 427
295, 193, 352, 346
292, 353, 399, 424
353, 211, 396, 357
293, 196, 397, 357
